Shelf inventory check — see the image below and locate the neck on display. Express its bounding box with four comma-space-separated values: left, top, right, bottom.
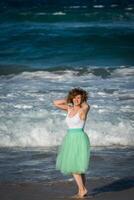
73, 104, 81, 110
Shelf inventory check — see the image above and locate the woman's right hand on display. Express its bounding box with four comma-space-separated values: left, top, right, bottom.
53, 98, 68, 111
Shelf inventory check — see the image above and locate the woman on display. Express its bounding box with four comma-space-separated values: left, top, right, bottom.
53, 87, 91, 198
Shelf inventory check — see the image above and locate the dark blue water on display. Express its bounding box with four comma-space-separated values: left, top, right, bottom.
0, 0, 134, 75
0, 146, 134, 183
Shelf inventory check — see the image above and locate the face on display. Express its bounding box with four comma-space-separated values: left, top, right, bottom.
72, 95, 82, 106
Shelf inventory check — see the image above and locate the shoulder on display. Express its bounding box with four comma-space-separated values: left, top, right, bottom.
79, 103, 90, 119
81, 102, 90, 111
79, 105, 90, 120
67, 104, 73, 112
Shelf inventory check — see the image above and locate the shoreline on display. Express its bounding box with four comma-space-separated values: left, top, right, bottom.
0, 177, 134, 200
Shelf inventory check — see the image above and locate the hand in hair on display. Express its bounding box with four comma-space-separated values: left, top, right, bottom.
53, 98, 68, 111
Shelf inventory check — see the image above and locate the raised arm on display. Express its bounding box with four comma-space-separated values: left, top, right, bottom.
53, 98, 68, 111
81, 101, 90, 112
79, 101, 90, 120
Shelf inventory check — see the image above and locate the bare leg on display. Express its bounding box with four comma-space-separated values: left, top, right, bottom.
81, 173, 86, 187
72, 173, 87, 197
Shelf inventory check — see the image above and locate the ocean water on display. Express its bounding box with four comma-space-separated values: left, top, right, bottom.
0, 146, 134, 183
0, 0, 134, 69
0, 0, 134, 183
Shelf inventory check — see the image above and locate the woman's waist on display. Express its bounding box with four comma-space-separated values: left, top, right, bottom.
67, 128, 85, 133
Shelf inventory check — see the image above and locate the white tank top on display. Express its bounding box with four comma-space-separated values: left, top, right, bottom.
65, 109, 86, 129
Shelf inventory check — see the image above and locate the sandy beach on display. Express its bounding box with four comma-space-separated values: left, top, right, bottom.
0, 177, 134, 200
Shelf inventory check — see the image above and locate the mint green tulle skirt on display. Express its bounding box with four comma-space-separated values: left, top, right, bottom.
56, 128, 90, 175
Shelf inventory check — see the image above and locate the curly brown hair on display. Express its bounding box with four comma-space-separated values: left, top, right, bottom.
66, 87, 88, 105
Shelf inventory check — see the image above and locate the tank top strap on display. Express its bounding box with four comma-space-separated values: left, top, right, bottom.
67, 107, 82, 118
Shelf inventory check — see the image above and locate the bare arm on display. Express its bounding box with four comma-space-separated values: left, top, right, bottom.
53, 98, 68, 111
81, 101, 90, 112
80, 101, 90, 120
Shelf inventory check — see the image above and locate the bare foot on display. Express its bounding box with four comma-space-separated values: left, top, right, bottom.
71, 188, 88, 199
71, 194, 80, 199
79, 188, 88, 198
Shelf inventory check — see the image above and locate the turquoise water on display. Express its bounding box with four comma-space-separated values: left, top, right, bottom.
0, 0, 134, 73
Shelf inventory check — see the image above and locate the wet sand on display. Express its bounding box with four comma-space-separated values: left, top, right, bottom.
0, 177, 134, 200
